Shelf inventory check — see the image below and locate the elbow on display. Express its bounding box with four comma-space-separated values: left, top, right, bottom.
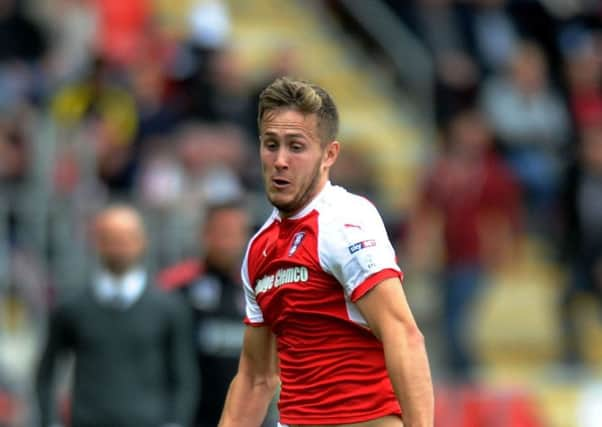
405, 324, 425, 348
244, 371, 280, 394
259, 371, 280, 392
265, 373, 280, 394
243, 372, 279, 401
382, 319, 425, 349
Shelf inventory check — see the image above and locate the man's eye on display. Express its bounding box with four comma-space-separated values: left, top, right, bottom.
291, 143, 304, 152
264, 141, 278, 150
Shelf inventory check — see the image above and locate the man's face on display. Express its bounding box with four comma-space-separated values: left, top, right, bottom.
95, 211, 146, 275
260, 108, 338, 216
204, 208, 249, 272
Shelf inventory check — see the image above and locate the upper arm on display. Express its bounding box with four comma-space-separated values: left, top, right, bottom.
241, 243, 265, 326
238, 234, 276, 378
355, 277, 421, 343
37, 305, 72, 384
238, 326, 278, 381
44, 305, 73, 354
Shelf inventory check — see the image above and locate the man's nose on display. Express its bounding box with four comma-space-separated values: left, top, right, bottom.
274, 147, 289, 169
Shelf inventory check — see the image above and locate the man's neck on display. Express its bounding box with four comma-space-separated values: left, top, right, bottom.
279, 178, 330, 219
101, 266, 141, 280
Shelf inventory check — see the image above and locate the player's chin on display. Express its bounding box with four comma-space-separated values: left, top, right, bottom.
268, 193, 298, 213
268, 193, 289, 208
268, 185, 290, 199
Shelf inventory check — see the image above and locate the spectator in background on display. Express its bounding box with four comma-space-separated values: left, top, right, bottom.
507, 0, 562, 74
470, 0, 518, 74
128, 51, 181, 145
49, 55, 137, 140
0, 111, 30, 246
389, 0, 519, 75
562, 28, 602, 131
175, 122, 246, 217
36, 205, 198, 427
0, 0, 46, 64
50, 56, 139, 198
248, 45, 300, 140
175, 123, 246, 203
560, 125, 602, 365
118, 40, 182, 202
0, 0, 47, 110
481, 40, 570, 222
163, 0, 232, 117
159, 201, 251, 427
188, 48, 255, 135
394, 0, 482, 123
407, 108, 521, 378
187, 0, 231, 75
40, 0, 97, 80
136, 123, 248, 266
0, 115, 28, 186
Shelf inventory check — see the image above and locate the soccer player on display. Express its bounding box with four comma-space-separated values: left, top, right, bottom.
219, 77, 434, 427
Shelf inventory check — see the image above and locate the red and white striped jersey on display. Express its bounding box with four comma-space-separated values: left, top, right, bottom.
242, 182, 403, 424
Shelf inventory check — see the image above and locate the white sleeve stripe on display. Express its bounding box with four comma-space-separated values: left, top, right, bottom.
241, 214, 278, 324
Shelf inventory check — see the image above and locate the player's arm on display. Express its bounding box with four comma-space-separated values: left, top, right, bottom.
35, 305, 71, 427
356, 277, 434, 427
164, 293, 198, 426
218, 325, 279, 427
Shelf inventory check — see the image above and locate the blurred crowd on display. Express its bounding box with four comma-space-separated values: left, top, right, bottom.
377, 0, 602, 379
0, 0, 277, 315
0, 0, 279, 425
0, 0, 601, 425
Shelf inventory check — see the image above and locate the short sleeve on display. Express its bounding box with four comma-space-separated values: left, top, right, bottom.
241, 248, 265, 326
320, 199, 402, 302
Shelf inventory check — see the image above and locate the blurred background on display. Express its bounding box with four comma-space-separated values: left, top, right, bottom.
0, 0, 602, 425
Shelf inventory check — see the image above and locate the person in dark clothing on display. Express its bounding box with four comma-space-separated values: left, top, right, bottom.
0, 0, 46, 63
187, 48, 256, 136
159, 201, 251, 427
36, 205, 198, 427
560, 125, 602, 365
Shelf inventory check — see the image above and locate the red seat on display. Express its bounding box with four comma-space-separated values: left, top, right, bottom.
434, 384, 544, 427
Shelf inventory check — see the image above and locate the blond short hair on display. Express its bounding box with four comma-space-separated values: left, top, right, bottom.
258, 77, 339, 144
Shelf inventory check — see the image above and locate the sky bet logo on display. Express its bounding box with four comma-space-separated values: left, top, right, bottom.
348, 239, 376, 254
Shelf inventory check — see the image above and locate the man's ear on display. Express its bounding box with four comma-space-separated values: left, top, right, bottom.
323, 140, 340, 169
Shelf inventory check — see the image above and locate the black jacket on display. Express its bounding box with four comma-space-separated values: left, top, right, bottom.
36, 281, 198, 427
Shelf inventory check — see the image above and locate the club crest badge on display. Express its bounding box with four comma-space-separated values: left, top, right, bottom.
288, 232, 306, 256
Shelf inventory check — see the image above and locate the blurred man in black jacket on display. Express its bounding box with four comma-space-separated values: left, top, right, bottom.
36, 205, 198, 427
159, 200, 250, 427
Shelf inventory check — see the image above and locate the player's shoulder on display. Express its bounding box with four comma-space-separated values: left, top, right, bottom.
317, 184, 382, 225
243, 210, 280, 263
50, 286, 93, 321
248, 210, 279, 245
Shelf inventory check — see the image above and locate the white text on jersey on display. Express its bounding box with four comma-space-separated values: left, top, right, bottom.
255, 266, 309, 294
